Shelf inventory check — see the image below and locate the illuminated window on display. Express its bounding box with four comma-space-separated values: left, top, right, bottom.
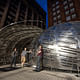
53, 17, 57, 21
63, 0, 67, 5
56, 1, 59, 5
64, 5, 68, 10
57, 15, 61, 19
69, 3, 73, 7
56, 5, 59, 9
52, 8, 56, 11
57, 10, 60, 14
70, 8, 75, 13
53, 12, 56, 16
65, 10, 69, 15
52, 4, 55, 7
72, 14, 76, 19
66, 16, 71, 21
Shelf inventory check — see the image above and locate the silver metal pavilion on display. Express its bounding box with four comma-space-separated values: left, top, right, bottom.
38, 21, 80, 71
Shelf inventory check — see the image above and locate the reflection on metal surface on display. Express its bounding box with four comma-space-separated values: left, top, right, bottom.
0, 23, 43, 64
39, 22, 80, 71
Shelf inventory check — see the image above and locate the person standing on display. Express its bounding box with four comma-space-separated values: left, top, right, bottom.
35, 45, 43, 72
10, 48, 18, 68
21, 48, 27, 67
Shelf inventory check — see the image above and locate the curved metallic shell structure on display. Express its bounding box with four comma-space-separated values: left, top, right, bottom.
39, 22, 80, 71
0, 24, 43, 64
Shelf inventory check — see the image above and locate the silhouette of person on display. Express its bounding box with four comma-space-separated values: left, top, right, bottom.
10, 48, 18, 67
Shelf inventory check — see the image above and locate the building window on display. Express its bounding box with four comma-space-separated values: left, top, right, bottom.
56, 1, 59, 5
53, 12, 56, 16
27, 8, 32, 25
65, 10, 69, 15
33, 12, 37, 26
72, 14, 76, 19
53, 17, 57, 21
57, 15, 61, 19
38, 16, 41, 28
63, 0, 67, 5
52, 8, 56, 11
57, 10, 60, 14
70, 8, 75, 13
64, 5, 68, 10
56, 5, 59, 9
69, 3, 73, 7
66, 16, 71, 21
52, 4, 55, 7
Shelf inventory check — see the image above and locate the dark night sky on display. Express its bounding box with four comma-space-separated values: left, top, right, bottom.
35, 0, 48, 28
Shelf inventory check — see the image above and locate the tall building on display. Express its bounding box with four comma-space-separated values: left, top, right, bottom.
0, 0, 46, 29
48, 0, 80, 27
0, 0, 46, 64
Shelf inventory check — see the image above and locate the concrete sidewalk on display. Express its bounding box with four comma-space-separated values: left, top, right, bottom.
0, 64, 79, 80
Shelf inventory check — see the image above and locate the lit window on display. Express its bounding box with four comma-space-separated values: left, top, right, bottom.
57, 15, 61, 19
64, 5, 68, 10
52, 4, 55, 7
53, 12, 56, 16
70, 8, 75, 13
56, 1, 59, 5
52, 8, 56, 11
56, 5, 59, 9
53, 17, 57, 21
63, 1, 67, 5
72, 14, 76, 19
66, 16, 71, 21
57, 10, 60, 14
69, 3, 73, 7
65, 10, 69, 15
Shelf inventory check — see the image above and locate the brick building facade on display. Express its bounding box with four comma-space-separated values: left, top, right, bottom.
48, 0, 80, 27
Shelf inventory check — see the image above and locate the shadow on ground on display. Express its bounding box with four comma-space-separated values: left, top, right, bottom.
0, 67, 21, 72
0, 63, 32, 72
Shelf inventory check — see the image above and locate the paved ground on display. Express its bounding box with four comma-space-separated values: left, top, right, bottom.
0, 64, 79, 80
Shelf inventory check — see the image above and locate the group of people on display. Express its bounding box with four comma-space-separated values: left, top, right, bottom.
10, 48, 32, 67
10, 45, 43, 72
